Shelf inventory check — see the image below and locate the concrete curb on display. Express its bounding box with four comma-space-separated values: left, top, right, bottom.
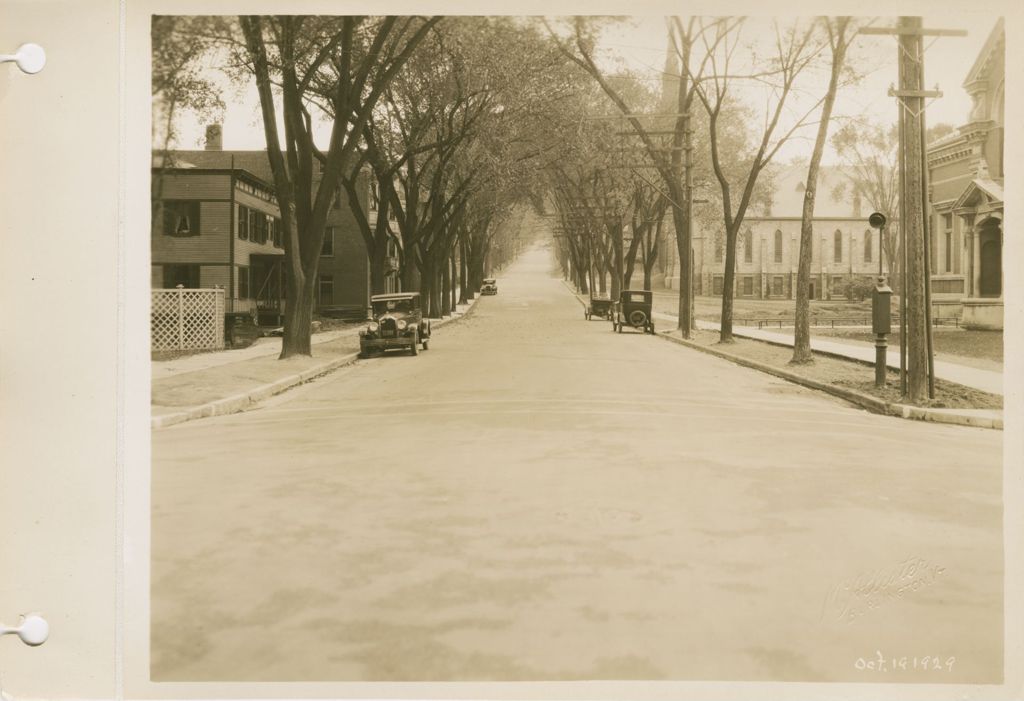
560, 280, 1001, 431
152, 298, 480, 430
654, 331, 1002, 431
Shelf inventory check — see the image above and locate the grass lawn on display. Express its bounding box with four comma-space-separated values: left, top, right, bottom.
758, 327, 1002, 371
653, 291, 1002, 370
679, 329, 1001, 410
654, 291, 878, 320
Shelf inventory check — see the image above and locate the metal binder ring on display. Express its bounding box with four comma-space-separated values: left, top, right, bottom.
0, 43, 46, 74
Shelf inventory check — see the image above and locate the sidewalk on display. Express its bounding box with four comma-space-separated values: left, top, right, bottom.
152, 327, 360, 380
152, 300, 478, 428
652, 312, 1002, 396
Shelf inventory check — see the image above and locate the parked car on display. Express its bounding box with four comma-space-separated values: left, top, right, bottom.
612, 289, 655, 334
585, 294, 613, 320
360, 292, 431, 357
481, 278, 498, 295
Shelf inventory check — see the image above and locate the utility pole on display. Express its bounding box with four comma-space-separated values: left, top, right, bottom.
861, 18, 964, 401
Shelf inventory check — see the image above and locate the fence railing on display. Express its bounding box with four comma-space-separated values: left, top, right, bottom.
151, 287, 225, 352
737, 315, 960, 330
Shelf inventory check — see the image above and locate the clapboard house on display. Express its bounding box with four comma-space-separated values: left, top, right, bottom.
152, 125, 398, 325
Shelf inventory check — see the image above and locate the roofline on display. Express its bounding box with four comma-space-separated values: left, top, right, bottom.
963, 18, 1004, 88
151, 166, 275, 191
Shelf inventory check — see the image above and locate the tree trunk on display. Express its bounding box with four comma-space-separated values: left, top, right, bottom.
369, 245, 388, 296
401, 253, 420, 295
719, 227, 738, 343
280, 267, 313, 358
450, 251, 458, 312
793, 18, 849, 364
668, 181, 692, 338
643, 254, 656, 291
459, 239, 470, 303
441, 253, 452, 316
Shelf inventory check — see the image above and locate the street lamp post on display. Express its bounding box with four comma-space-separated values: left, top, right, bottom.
869, 212, 891, 387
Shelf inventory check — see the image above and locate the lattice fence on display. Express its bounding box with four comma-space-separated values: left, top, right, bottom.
151, 288, 225, 352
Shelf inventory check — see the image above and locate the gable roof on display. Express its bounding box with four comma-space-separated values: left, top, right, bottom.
158, 150, 278, 183
963, 18, 1005, 87
766, 163, 861, 217
953, 178, 1004, 210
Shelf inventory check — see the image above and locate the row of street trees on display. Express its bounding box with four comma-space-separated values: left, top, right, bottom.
155, 16, 576, 357
156, 14, 948, 400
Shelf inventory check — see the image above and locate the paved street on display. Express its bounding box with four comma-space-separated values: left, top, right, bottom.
152, 245, 1002, 683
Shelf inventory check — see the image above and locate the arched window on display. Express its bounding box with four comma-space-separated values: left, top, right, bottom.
833, 230, 843, 263
714, 237, 723, 263
774, 229, 783, 263
863, 229, 872, 263
744, 229, 753, 263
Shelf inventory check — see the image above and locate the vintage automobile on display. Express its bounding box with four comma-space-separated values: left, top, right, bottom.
359, 292, 431, 357
585, 294, 613, 321
481, 278, 498, 295
612, 289, 655, 334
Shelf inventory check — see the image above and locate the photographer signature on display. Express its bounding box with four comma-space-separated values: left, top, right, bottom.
821, 556, 945, 624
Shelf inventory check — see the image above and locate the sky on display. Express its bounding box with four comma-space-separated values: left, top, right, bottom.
167, 14, 999, 165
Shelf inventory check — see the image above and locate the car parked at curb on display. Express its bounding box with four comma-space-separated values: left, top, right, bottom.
359, 292, 431, 357
585, 294, 613, 321
612, 289, 655, 334
481, 278, 498, 295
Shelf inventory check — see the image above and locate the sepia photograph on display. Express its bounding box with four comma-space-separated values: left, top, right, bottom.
148, 11, 1007, 686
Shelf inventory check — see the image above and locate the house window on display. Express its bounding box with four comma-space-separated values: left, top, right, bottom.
258, 213, 271, 244
318, 274, 334, 305
774, 229, 783, 263
237, 205, 249, 239
744, 230, 753, 263
714, 239, 723, 263
272, 218, 282, 248
238, 265, 250, 299
772, 276, 784, 296
163, 264, 200, 288
833, 230, 842, 263
944, 213, 953, 273
864, 229, 872, 263
712, 276, 724, 295
163, 200, 200, 237
742, 276, 753, 296
245, 208, 258, 241
322, 226, 335, 256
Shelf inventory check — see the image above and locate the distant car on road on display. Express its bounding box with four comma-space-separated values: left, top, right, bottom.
481, 278, 498, 295
360, 292, 431, 357
585, 294, 613, 321
612, 289, 655, 334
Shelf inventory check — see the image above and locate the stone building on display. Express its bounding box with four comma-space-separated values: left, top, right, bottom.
926, 18, 1004, 329
661, 163, 889, 300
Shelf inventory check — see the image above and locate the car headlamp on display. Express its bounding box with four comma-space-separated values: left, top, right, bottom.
368, 321, 379, 332
397, 319, 408, 330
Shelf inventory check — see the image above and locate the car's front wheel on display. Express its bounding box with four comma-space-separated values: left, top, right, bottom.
410, 330, 419, 356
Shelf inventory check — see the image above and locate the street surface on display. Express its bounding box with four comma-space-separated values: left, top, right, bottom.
152, 245, 1002, 683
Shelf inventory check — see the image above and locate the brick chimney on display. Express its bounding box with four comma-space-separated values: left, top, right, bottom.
205, 124, 223, 151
